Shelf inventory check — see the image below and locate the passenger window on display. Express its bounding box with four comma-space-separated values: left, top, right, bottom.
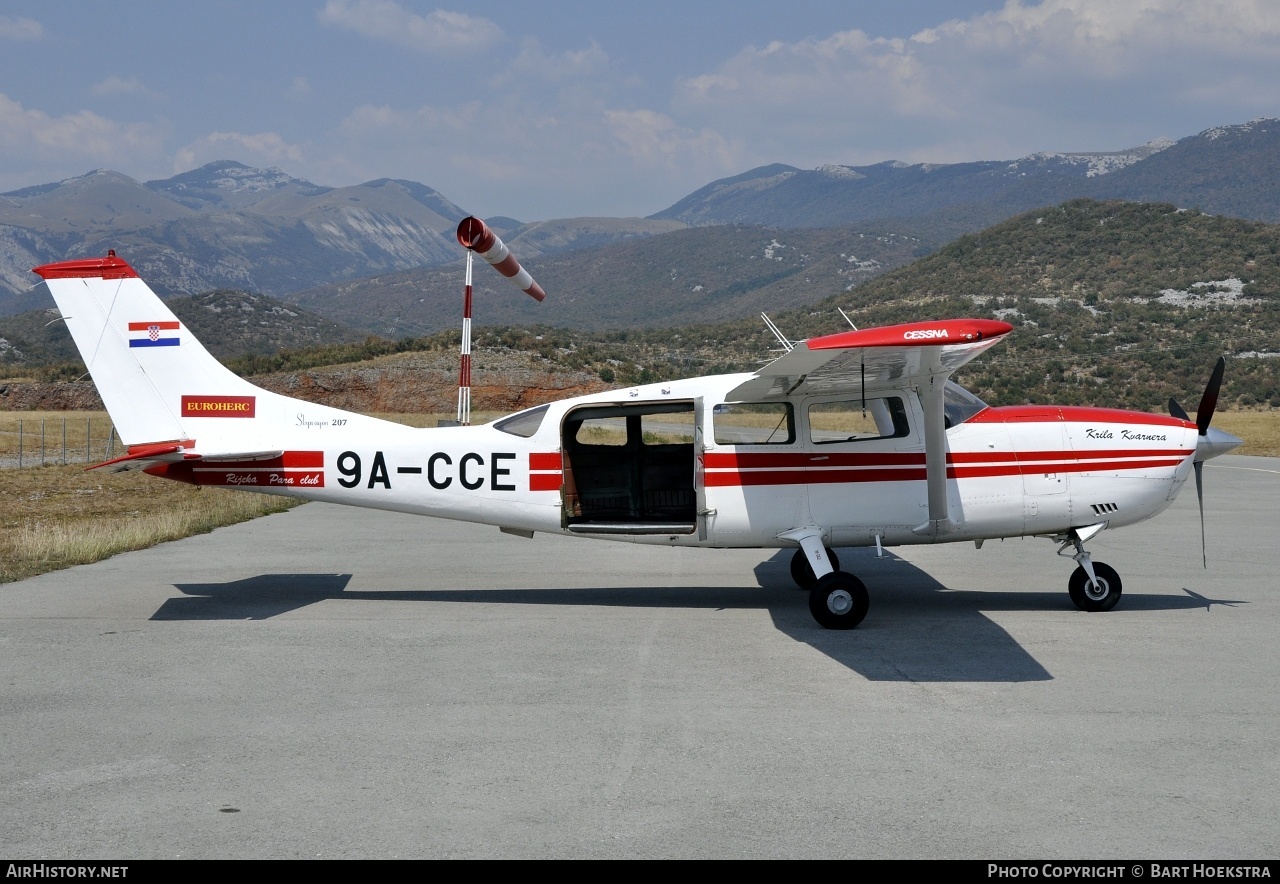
808, 396, 909, 444
713, 402, 795, 445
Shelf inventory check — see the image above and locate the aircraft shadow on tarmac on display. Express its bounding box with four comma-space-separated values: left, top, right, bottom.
157, 551, 1244, 683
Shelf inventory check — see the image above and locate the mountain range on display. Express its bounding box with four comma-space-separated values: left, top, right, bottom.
0, 161, 681, 314
653, 119, 1280, 232
2, 118, 1280, 338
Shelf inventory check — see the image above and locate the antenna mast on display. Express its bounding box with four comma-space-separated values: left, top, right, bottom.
760, 312, 794, 352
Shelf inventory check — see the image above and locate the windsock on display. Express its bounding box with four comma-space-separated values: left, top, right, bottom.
456, 216, 546, 302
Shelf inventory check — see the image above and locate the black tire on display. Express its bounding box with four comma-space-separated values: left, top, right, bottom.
808, 571, 869, 630
1068, 562, 1123, 612
790, 546, 840, 589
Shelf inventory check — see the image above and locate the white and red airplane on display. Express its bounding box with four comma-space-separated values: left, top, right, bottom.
31, 246, 1241, 629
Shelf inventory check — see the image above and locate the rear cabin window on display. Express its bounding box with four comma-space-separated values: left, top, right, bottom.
807, 395, 910, 444
712, 402, 795, 445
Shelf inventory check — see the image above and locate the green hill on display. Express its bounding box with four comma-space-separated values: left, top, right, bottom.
438, 199, 1280, 413
717, 199, 1280, 411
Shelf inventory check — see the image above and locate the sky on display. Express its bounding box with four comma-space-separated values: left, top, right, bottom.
2, 0, 1280, 221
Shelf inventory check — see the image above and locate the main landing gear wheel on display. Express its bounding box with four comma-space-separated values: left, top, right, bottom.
1068, 562, 1123, 612
808, 571, 869, 630
790, 546, 840, 590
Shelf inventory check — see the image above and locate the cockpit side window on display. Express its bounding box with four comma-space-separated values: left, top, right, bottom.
493, 404, 550, 438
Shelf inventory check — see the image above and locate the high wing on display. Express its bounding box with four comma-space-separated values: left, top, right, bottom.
727, 318, 1014, 537
724, 318, 1013, 402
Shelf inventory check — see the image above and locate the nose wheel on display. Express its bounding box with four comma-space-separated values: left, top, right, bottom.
1058, 529, 1124, 613
1068, 561, 1123, 612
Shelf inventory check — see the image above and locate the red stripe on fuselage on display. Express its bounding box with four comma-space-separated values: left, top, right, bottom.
530, 452, 562, 470
529, 451, 562, 491
190, 451, 324, 469
704, 448, 1192, 487
705, 448, 1189, 469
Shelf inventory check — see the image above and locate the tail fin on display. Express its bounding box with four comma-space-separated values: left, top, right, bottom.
32, 251, 267, 444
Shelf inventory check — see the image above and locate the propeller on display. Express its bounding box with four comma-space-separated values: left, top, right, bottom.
1168, 357, 1235, 568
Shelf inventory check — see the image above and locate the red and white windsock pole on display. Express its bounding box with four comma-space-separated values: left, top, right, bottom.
453, 216, 545, 425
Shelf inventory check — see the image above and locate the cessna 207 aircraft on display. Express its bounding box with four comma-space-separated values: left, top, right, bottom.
31, 248, 1241, 629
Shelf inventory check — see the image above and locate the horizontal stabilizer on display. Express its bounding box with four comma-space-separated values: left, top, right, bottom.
90, 442, 284, 473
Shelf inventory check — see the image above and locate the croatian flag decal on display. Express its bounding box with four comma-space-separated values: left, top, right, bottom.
128, 321, 180, 348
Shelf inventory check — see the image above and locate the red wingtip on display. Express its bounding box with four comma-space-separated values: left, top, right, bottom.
33, 251, 138, 280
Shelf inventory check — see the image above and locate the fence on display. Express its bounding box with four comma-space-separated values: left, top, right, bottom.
0, 416, 118, 469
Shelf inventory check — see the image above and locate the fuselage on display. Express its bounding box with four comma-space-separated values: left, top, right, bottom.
145, 373, 1199, 550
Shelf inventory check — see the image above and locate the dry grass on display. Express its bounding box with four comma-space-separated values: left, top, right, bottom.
0, 464, 300, 584
0, 411, 117, 464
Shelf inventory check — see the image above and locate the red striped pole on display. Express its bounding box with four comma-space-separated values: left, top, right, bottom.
458, 248, 474, 425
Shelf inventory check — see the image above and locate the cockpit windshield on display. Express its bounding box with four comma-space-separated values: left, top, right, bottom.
943, 381, 989, 428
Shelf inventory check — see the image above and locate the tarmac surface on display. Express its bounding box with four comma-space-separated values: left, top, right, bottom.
2, 454, 1277, 859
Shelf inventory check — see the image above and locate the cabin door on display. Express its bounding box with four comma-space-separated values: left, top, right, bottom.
560, 399, 701, 535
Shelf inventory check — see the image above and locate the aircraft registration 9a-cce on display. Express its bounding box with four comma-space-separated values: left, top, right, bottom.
31, 249, 1242, 630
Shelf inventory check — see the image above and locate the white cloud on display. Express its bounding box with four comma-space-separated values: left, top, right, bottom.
604, 109, 740, 170
173, 131, 306, 175
0, 93, 166, 186
668, 0, 1280, 166
508, 38, 610, 83
0, 15, 42, 41
91, 76, 162, 100
327, 88, 744, 219
318, 0, 503, 55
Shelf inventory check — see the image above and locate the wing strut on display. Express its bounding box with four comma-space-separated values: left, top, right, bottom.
914, 357, 957, 538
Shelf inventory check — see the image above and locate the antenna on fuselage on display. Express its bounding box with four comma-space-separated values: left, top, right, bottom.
760, 312, 794, 352
838, 307, 858, 330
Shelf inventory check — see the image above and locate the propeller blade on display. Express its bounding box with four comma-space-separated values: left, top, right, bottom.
1169, 397, 1189, 421
1194, 460, 1206, 568
1195, 357, 1226, 435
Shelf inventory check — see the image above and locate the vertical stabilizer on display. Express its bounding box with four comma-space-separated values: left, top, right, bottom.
33, 252, 265, 445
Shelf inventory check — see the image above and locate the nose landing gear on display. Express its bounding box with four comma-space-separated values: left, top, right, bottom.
1058, 528, 1123, 612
